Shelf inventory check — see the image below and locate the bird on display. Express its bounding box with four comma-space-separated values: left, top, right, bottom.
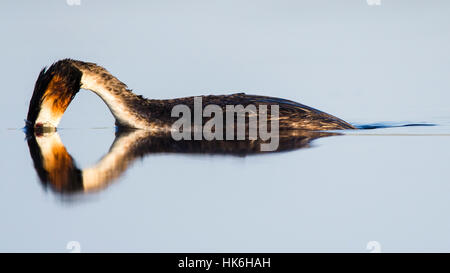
25, 59, 355, 132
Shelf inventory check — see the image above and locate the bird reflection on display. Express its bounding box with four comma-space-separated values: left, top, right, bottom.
26, 129, 339, 195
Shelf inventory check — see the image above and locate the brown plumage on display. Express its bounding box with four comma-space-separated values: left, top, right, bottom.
138, 93, 354, 131
26, 59, 355, 131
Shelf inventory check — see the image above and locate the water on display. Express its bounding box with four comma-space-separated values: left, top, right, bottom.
1, 1, 450, 252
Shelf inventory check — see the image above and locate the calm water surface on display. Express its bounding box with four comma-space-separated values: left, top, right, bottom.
1, 1, 450, 252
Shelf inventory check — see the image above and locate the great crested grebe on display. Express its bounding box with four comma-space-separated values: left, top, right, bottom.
26, 59, 355, 131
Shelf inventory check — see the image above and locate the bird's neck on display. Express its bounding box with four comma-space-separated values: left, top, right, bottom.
71, 61, 151, 129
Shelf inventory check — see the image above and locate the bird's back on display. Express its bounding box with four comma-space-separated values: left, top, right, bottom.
143, 93, 354, 131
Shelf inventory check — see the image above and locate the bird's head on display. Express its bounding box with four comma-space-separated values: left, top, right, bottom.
26, 59, 82, 130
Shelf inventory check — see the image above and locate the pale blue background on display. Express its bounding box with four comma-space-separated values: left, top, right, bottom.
1, 0, 450, 252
